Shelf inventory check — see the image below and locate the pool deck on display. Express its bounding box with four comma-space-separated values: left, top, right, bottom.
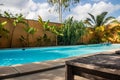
0, 49, 119, 80
1, 67, 89, 80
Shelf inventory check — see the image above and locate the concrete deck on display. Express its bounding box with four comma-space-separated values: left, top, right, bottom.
2, 67, 89, 80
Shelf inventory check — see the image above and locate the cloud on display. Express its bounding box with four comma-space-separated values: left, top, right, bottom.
117, 16, 120, 22
0, 0, 28, 8
0, 0, 120, 22
0, 0, 58, 22
91, 0, 108, 2
66, 1, 120, 21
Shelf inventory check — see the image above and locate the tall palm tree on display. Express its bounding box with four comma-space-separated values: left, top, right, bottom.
85, 12, 115, 27
47, 0, 80, 23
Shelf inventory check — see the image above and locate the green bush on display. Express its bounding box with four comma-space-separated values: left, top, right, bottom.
57, 17, 86, 45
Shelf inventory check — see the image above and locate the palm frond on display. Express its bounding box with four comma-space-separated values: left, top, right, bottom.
86, 18, 94, 25
88, 13, 96, 24
103, 16, 115, 25
96, 12, 108, 26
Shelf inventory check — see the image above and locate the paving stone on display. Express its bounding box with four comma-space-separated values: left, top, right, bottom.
3, 68, 88, 80
12, 63, 51, 73
12, 60, 65, 74
0, 67, 18, 77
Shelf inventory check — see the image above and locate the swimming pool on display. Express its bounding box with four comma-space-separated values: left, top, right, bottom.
0, 44, 120, 66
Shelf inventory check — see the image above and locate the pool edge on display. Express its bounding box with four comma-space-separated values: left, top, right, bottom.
0, 49, 118, 79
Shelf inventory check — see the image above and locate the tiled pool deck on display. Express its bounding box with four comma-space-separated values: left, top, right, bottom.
0, 49, 119, 80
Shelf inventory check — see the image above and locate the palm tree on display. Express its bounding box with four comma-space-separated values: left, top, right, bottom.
47, 0, 80, 22
85, 12, 117, 43
85, 12, 115, 27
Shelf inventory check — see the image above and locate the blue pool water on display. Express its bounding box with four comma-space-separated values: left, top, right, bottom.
0, 44, 120, 66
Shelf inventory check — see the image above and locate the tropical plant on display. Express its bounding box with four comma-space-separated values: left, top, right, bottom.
36, 36, 43, 46
36, 34, 52, 46
57, 17, 86, 45
101, 23, 120, 43
38, 16, 63, 45
85, 12, 116, 27
47, 0, 80, 22
4, 11, 28, 47
0, 21, 9, 38
19, 26, 37, 47
38, 16, 63, 35
88, 22, 120, 43
85, 12, 117, 43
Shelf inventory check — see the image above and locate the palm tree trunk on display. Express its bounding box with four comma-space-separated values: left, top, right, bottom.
59, 0, 62, 23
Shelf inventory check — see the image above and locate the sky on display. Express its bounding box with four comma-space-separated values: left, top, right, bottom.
0, 0, 120, 23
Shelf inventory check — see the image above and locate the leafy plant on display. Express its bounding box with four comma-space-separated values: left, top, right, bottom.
85, 12, 117, 43
38, 16, 63, 35
19, 26, 37, 47
4, 11, 13, 18
102, 24, 120, 43
0, 21, 9, 38
88, 22, 120, 43
57, 17, 86, 45
4, 11, 28, 47
85, 12, 116, 27
36, 34, 51, 46
38, 16, 63, 45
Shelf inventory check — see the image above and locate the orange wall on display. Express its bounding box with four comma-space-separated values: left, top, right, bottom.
0, 17, 61, 48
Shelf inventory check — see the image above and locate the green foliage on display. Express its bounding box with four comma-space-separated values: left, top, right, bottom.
85, 12, 117, 43
4, 11, 13, 18
24, 27, 37, 35
19, 35, 27, 47
85, 12, 115, 27
38, 16, 63, 45
13, 14, 28, 27
36, 34, 51, 46
2, 11, 28, 27
57, 17, 86, 45
19, 26, 37, 47
38, 16, 62, 35
103, 25, 120, 43
4, 12, 28, 47
0, 21, 9, 38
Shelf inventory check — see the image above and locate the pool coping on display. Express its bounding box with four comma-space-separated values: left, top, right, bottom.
0, 49, 119, 79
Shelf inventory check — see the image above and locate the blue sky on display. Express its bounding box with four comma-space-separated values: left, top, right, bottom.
0, 0, 120, 22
